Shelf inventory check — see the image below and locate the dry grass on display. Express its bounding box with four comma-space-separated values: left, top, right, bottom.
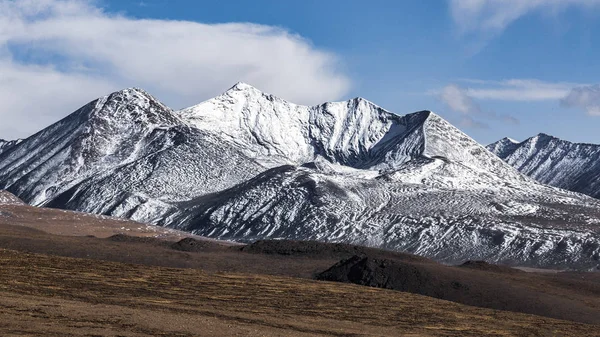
0, 202, 223, 242
0, 248, 597, 336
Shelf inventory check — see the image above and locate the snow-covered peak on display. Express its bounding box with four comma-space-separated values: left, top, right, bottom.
531, 133, 557, 143
0, 87, 186, 205
317, 96, 392, 118
487, 137, 522, 159
488, 133, 566, 160
88, 87, 175, 122
488, 133, 600, 198
492, 137, 520, 145
416, 112, 527, 182
228, 81, 259, 91
114, 87, 150, 95
178, 83, 526, 184
0, 190, 24, 205
343, 96, 377, 106
220, 82, 272, 102
180, 83, 420, 167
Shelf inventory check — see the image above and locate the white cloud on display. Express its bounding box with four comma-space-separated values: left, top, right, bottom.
438, 83, 518, 128
449, 0, 600, 47
0, 0, 351, 139
440, 84, 481, 114
561, 85, 600, 116
439, 78, 600, 118
438, 84, 489, 129
0, 59, 115, 139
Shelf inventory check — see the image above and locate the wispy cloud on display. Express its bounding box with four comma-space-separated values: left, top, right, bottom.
440, 84, 480, 114
561, 85, 600, 116
437, 84, 518, 129
460, 79, 578, 101
0, 0, 350, 139
436, 78, 600, 123
459, 116, 489, 129
448, 0, 600, 50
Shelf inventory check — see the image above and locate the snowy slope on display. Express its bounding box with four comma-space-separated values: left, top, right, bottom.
487, 134, 600, 199
0, 88, 266, 223
0, 190, 24, 205
167, 164, 600, 268
1, 84, 600, 269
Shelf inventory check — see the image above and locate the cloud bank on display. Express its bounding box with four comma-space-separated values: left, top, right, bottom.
0, 0, 351, 139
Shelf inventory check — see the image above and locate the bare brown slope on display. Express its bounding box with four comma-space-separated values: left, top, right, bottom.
317, 255, 600, 325
0, 190, 227, 242
0, 223, 337, 277
1, 222, 599, 326
1, 248, 598, 337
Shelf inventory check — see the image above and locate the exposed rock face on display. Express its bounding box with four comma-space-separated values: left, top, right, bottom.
0, 139, 21, 155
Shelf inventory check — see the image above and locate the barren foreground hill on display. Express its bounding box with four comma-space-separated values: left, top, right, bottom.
1, 248, 599, 337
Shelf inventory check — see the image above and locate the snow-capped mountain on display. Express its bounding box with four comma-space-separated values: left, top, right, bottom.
1, 84, 600, 269
0, 87, 267, 223
487, 134, 600, 199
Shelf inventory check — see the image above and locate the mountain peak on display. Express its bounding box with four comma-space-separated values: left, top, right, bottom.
348, 96, 370, 103
533, 133, 556, 140
227, 82, 261, 92
486, 137, 522, 159
105, 87, 159, 102
116, 87, 147, 94
415, 109, 434, 117
503, 137, 520, 144
333, 97, 383, 111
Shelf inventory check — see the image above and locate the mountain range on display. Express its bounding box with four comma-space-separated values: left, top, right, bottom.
1, 83, 599, 269
488, 134, 600, 199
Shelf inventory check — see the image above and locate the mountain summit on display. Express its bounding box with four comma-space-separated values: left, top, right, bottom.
180, 84, 522, 180
1, 84, 599, 269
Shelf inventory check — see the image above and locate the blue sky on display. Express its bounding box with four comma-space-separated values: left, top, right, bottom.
2, 0, 600, 145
